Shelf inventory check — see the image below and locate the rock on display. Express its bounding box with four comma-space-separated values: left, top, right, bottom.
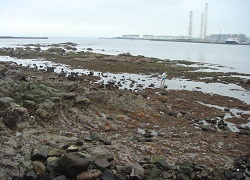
200, 169, 210, 178
147, 168, 161, 179
76, 169, 102, 180
99, 138, 112, 145
234, 171, 245, 180
100, 170, 116, 180
177, 173, 191, 180
32, 161, 46, 176
24, 171, 37, 180
56, 153, 91, 178
129, 163, 145, 179
48, 148, 65, 157
36, 99, 55, 120
2, 116, 18, 129
156, 159, 170, 170
0, 97, 14, 109
31, 146, 48, 161
179, 165, 194, 174
75, 96, 91, 105
224, 169, 234, 179
94, 159, 111, 171
67, 145, 79, 152
162, 171, 174, 179
51, 175, 69, 180
212, 168, 225, 180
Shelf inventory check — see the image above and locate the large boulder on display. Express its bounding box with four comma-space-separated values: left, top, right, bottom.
36, 99, 55, 121
56, 153, 91, 178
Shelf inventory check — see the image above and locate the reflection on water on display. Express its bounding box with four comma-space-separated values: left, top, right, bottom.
0, 56, 249, 105
0, 37, 250, 73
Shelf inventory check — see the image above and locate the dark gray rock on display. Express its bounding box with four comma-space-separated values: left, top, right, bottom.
212, 168, 225, 180
162, 171, 174, 179
101, 170, 116, 180
156, 159, 170, 170
25, 171, 37, 180
0, 97, 14, 109
177, 173, 191, 180
179, 165, 194, 174
224, 169, 234, 179
51, 175, 69, 180
31, 146, 48, 161
94, 159, 111, 171
147, 168, 161, 179
2, 116, 18, 129
234, 171, 245, 180
56, 153, 91, 178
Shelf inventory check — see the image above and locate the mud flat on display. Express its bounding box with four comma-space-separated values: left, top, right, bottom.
0, 44, 249, 179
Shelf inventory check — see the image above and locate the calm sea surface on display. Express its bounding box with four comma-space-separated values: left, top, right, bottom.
0, 37, 249, 74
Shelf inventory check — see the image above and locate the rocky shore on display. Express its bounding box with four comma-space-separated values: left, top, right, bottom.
0, 43, 250, 179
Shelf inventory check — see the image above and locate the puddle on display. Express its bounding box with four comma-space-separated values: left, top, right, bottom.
0, 56, 250, 105
197, 102, 250, 132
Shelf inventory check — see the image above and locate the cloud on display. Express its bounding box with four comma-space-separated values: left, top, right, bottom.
0, 0, 249, 37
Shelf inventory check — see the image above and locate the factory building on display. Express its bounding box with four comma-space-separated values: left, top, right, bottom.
122, 35, 140, 39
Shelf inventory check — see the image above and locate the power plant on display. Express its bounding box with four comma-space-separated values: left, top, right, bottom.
188, 3, 208, 40
116, 3, 249, 44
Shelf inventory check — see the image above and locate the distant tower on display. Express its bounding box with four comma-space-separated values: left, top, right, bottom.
199, 12, 204, 39
188, 11, 193, 38
204, 3, 208, 40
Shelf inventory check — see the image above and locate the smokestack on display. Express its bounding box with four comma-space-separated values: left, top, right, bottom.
188, 11, 193, 38
204, 3, 208, 40
199, 12, 204, 39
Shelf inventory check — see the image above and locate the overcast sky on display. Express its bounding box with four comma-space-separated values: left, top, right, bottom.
0, 0, 249, 37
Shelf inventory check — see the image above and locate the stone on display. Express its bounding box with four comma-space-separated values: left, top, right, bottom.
129, 163, 145, 179
31, 146, 48, 161
234, 171, 245, 180
56, 153, 91, 178
51, 175, 69, 180
212, 168, 225, 180
100, 170, 116, 180
25, 171, 37, 180
157, 159, 170, 170
48, 148, 65, 157
0, 97, 14, 109
2, 116, 19, 129
200, 169, 210, 178
177, 173, 191, 180
179, 165, 194, 174
32, 161, 46, 175
67, 145, 79, 152
162, 171, 174, 179
76, 169, 102, 180
94, 159, 111, 171
224, 169, 234, 179
147, 168, 161, 179
75, 96, 91, 105
36, 99, 55, 120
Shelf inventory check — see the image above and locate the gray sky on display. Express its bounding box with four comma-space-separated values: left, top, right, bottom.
0, 0, 249, 37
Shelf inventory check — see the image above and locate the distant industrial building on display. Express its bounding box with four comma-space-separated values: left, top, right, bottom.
122, 35, 140, 39
142, 35, 154, 40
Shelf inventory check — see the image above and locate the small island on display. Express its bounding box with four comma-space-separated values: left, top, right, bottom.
0, 36, 48, 39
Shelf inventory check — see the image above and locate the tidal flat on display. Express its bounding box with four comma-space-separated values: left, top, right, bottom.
0, 43, 249, 179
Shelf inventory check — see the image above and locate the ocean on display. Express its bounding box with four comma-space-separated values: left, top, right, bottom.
0, 37, 249, 74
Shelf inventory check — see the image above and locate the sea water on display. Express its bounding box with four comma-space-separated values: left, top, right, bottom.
0, 37, 250, 74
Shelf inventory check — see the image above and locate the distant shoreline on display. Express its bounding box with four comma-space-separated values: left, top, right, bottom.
0, 36, 48, 39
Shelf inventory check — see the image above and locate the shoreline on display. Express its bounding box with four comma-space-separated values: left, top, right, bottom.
111, 37, 250, 46
0, 42, 249, 179
0, 36, 48, 39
